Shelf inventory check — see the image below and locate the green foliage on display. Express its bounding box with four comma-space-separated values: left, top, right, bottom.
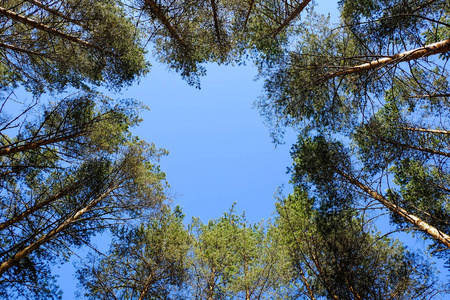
0, 0, 148, 94
188, 206, 286, 299
78, 206, 190, 299
275, 188, 438, 299
257, 0, 450, 264
0, 95, 167, 298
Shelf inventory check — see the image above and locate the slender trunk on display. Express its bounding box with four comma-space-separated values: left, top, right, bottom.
138, 272, 154, 300
376, 136, 450, 158
0, 182, 82, 231
143, 0, 188, 49
210, 0, 222, 45
207, 267, 216, 300
282, 206, 317, 300
305, 241, 337, 300
401, 126, 450, 135
323, 39, 450, 80
243, 0, 255, 30
0, 6, 103, 52
0, 41, 50, 57
409, 93, 450, 98
270, 0, 312, 38
335, 168, 450, 248
0, 131, 83, 156
0, 184, 119, 275
25, 0, 86, 28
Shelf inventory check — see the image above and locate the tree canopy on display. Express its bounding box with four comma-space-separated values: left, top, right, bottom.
2, 0, 450, 299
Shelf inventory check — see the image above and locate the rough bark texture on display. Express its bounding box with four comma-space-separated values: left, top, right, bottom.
0, 6, 102, 51
323, 39, 450, 80
0, 131, 83, 156
0, 182, 82, 231
271, 0, 312, 38
335, 168, 450, 249
0, 184, 119, 275
143, 0, 188, 49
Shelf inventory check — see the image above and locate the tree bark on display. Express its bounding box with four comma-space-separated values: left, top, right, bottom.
335, 168, 450, 249
0, 183, 119, 275
143, 0, 188, 49
375, 136, 450, 158
0, 182, 82, 231
271, 0, 312, 38
0, 6, 103, 52
0, 130, 84, 156
210, 0, 223, 45
243, 0, 255, 30
322, 38, 450, 80
401, 126, 450, 135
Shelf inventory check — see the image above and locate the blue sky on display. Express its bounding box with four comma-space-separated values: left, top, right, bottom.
56, 60, 299, 299
129, 62, 297, 223
54, 1, 449, 297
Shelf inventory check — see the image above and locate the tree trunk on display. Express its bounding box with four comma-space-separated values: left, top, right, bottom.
0, 6, 103, 51
270, 0, 312, 38
243, 0, 255, 30
0, 183, 119, 275
0, 131, 84, 156
0, 182, 82, 231
401, 126, 450, 135
143, 0, 188, 49
375, 136, 450, 158
210, 0, 223, 45
335, 168, 450, 248
322, 39, 450, 80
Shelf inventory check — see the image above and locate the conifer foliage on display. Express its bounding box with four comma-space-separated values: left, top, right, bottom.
1, 0, 450, 299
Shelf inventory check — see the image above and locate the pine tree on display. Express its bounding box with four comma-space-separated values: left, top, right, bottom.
257, 0, 450, 255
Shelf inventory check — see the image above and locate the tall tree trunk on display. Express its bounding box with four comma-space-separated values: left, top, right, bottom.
0, 182, 82, 231
0, 183, 119, 275
400, 126, 450, 135
0, 131, 84, 156
335, 168, 450, 248
270, 0, 312, 38
210, 0, 223, 45
322, 38, 450, 80
281, 205, 317, 300
0, 6, 103, 51
375, 136, 450, 158
143, 0, 188, 49
243, 0, 255, 30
